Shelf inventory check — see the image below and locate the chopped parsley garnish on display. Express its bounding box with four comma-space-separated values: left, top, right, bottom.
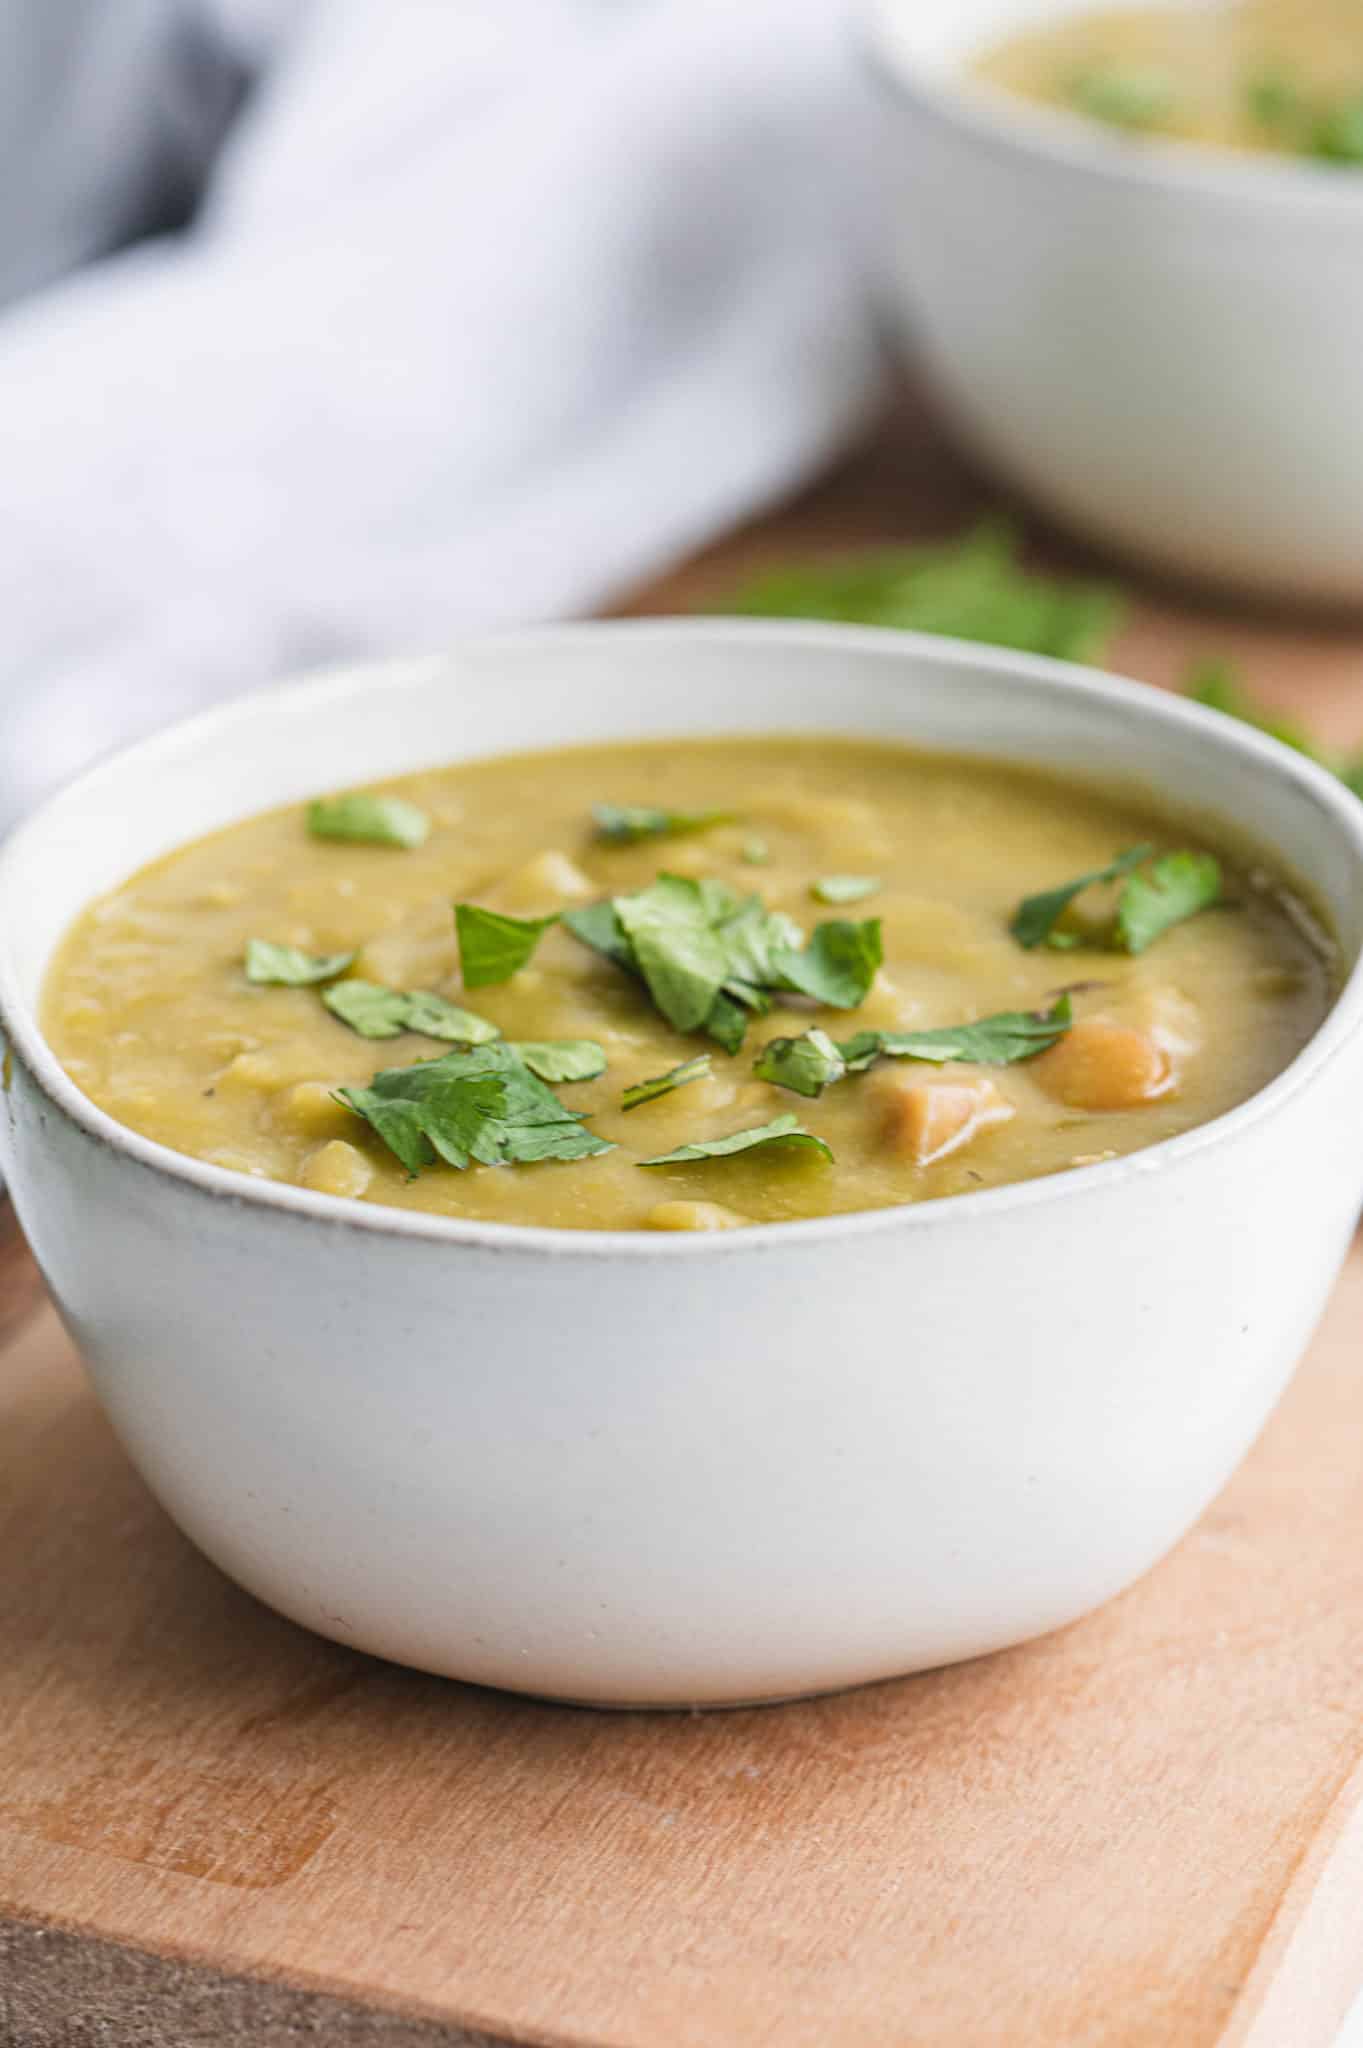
752, 1028, 847, 1098
640, 1113, 833, 1168
1312, 94, 1363, 164
811, 875, 881, 905
244, 940, 355, 986
1115, 853, 1222, 956
564, 874, 881, 1051
307, 793, 429, 849
1066, 64, 1178, 131
720, 520, 1123, 666
611, 875, 743, 1034
842, 996, 1074, 1072
592, 803, 732, 845
512, 1040, 606, 1084
777, 918, 884, 1006
757, 999, 1073, 1096
1237, 70, 1363, 161
1011, 847, 1153, 950
1185, 660, 1324, 760
337, 1042, 612, 1175
455, 904, 559, 988
322, 980, 500, 1043
1012, 849, 1219, 956
1246, 68, 1307, 135
741, 837, 770, 866
621, 1055, 713, 1110
1186, 658, 1363, 793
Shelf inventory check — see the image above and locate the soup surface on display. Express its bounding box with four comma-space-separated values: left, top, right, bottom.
975, 0, 1363, 161
44, 737, 1334, 1232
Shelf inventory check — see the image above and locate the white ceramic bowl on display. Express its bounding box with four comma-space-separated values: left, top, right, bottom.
863, 0, 1363, 606
3, 622, 1363, 1708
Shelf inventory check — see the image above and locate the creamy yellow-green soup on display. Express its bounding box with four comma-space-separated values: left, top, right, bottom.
43, 737, 1335, 1232
975, 0, 1363, 161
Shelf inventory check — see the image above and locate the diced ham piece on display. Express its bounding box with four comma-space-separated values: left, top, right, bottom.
875, 1073, 1015, 1165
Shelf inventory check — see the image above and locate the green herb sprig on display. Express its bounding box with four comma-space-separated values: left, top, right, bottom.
1011, 849, 1220, 956
244, 940, 355, 986
455, 905, 559, 989
1067, 64, 1178, 132
337, 1042, 611, 1176
592, 804, 732, 845
307, 793, 429, 849
564, 874, 882, 1053
640, 1113, 832, 1168
1010, 848, 1152, 951
323, 980, 501, 1042
720, 520, 1123, 666
811, 875, 881, 906
755, 998, 1073, 1098
621, 1055, 713, 1110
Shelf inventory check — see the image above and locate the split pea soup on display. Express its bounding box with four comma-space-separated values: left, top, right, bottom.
44, 736, 1335, 1233
975, 0, 1363, 163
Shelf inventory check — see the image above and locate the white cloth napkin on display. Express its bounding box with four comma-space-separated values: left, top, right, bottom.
0, 0, 883, 826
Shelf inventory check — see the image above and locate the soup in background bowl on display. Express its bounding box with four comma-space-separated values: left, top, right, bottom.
976, 0, 1363, 161
863, 0, 1363, 604
3, 623, 1363, 1705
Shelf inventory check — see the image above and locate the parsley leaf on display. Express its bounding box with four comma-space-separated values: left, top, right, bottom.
1187, 658, 1363, 796
1010, 847, 1152, 950
322, 980, 501, 1043
613, 875, 733, 1033
640, 1113, 833, 1167
811, 875, 881, 905
1115, 853, 1221, 955
721, 520, 1123, 666
337, 1042, 612, 1175
621, 1054, 713, 1110
775, 918, 883, 1008
567, 877, 880, 1048
561, 899, 635, 970
455, 904, 559, 988
752, 1028, 847, 1098
759, 1000, 1073, 1093
1313, 94, 1363, 164
1246, 68, 1308, 135
1067, 64, 1178, 131
844, 996, 1074, 1070
307, 793, 429, 849
1186, 660, 1324, 759
741, 837, 770, 865
244, 940, 355, 986
708, 888, 804, 992
512, 1040, 606, 1083
592, 803, 732, 845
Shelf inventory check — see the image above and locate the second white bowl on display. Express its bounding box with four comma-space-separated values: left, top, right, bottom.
864, 0, 1363, 606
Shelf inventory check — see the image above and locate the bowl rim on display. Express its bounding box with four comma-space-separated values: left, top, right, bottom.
4, 614, 1363, 1263
858, 0, 1363, 216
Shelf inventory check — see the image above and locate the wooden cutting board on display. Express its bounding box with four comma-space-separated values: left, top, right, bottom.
6, 392, 1363, 2048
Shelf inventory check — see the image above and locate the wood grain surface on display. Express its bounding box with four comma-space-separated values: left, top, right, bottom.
5, 393, 1363, 2048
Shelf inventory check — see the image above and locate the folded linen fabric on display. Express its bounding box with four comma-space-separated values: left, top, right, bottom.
0, 0, 883, 826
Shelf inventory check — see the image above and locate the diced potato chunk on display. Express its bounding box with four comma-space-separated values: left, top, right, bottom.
874, 1073, 1015, 1165
489, 849, 594, 914
281, 1080, 352, 1139
300, 1140, 373, 1199
644, 1201, 749, 1232
354, 912, 455, 991
1032, 1018, 1174, 1112
215, 1046, 331, 1093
